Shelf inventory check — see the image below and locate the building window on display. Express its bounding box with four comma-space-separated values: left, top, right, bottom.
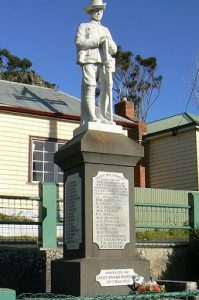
31, 139, 64, 183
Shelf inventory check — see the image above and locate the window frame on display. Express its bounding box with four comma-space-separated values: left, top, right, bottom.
29, 136, 67, 184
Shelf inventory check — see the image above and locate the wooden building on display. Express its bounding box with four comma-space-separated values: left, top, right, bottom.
0, 80, 138, 197
145, 113, 199, 190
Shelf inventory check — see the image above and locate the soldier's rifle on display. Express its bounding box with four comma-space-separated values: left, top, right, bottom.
103, 39, 114, 123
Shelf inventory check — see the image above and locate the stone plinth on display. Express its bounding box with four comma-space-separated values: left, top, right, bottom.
73, 121, 127, 137
52, 257, 149, 296
51, 129, 150, 296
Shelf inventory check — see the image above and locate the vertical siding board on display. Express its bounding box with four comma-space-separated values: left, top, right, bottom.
148, 130, 198, 190
196, 129, 199, 190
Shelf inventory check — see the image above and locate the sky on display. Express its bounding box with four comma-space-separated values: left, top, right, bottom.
1, 0, 199, 122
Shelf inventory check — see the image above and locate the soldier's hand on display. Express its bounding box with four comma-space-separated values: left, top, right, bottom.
104, 59, 112, 68
100, 36, 109, 45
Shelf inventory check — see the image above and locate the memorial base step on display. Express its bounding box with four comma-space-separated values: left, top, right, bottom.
51, 257, 150, 296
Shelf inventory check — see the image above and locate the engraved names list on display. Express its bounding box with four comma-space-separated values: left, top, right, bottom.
65, 173, 82, 250
93, 172, 130, 249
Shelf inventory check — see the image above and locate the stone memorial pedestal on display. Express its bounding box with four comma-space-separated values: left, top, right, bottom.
51, 125, 150, 296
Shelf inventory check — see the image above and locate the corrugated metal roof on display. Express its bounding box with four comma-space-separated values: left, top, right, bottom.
0, 79, 80, 116
0, 79, 133, 124
146, 112, 199, 136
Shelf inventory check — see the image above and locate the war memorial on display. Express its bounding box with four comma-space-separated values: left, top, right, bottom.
51, 0, 150, 296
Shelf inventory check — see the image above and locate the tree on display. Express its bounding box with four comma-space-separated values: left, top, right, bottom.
0, 48, 56, 88
113, 46, 162, 121
191, 56, 199, 108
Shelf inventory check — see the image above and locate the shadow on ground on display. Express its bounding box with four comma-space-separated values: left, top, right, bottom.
0, 246, 46, 295
160, 246, 199, 282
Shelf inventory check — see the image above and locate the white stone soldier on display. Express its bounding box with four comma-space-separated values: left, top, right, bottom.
76, 0, 117, 124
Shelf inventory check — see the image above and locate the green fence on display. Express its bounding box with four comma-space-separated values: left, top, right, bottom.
1, 185, 199, 247
2, 289, 197, 299
135, 188, 191, 229
0, 183, 57, 248
135, 188, 191, 240
0, 195, 41, 245
134, 188, 197, 242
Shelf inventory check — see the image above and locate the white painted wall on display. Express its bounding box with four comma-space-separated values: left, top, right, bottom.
0, 110, 79, 197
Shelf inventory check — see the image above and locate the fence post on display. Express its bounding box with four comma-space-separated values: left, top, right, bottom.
40, 182, 57, 248
0, 289, 16, 300
188, 192, 199, 229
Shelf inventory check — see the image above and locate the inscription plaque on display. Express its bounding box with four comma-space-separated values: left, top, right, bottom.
93, 171, 130, 249
65, 173, 82, 250
96, 269, 135, 286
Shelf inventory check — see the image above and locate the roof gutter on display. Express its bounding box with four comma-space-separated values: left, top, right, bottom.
144, 122, 197, 140
0, 105, 138, 128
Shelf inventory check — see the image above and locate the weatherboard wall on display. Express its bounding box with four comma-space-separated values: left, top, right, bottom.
148, 128, 198, 190
196, 129, 199, 190
0, 110, 79, 197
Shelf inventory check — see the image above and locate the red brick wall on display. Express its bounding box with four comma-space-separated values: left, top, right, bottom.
115, 100, 149, 187
133, 123, 148, 188
115, 100, 137, 121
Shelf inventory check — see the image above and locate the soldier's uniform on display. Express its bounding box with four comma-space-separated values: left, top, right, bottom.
76, 6, 117, 124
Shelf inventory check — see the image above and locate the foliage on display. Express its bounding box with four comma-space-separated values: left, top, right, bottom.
0, 235, 37, 241
189, 227, 199, 254
136, 229, 189, 241
0, 212, 33, 223
113, 46, 163, 121
0, 48, 56, 88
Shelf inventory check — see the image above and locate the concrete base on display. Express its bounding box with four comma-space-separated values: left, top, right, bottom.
73, 122, 127, 137
51, 257, 150, 296
53, 129, 149, 296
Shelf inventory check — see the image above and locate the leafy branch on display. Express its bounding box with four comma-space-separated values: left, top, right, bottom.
0, 48, 56, 88
113, 46, 163, 121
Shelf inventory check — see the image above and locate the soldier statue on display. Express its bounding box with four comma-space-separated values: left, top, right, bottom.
76, 0, 117, 124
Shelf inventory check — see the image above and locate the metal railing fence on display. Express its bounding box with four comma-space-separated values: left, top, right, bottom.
134, 188, 195, 243
14, 290, 199, 300
0, 194, 41, 245
0, 185, 199, 246
134, 187, 191, 229
0, 182, 57, 247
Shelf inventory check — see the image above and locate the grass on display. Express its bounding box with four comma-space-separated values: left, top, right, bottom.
0, 212, 34, 223
136, 229, 189, 241
0, 235, 37, 241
